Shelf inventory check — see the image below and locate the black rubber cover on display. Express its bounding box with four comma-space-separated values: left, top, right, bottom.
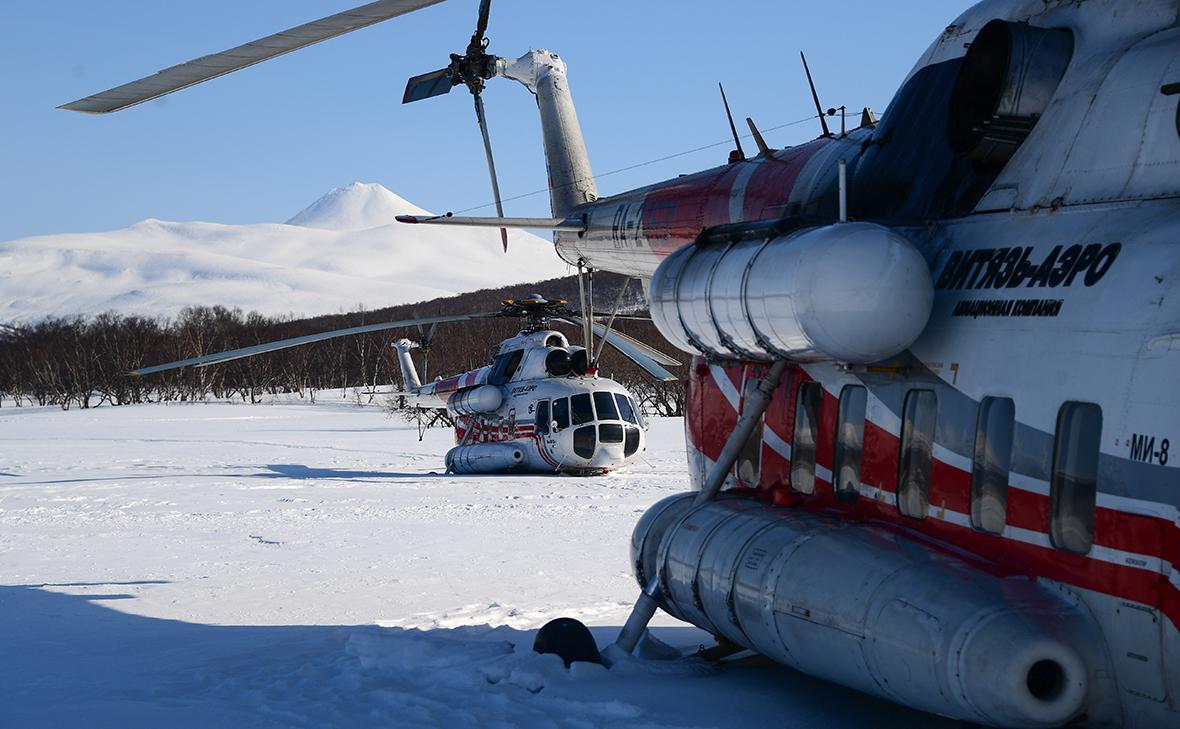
569, 348, 589, 376
532, 617, 603, 667
545, 348, 572, 376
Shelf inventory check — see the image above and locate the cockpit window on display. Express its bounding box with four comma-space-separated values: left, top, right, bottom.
593, 391, 620, 421
624, 426, 641, 456
535, 400, 550, 434
600, 423, 624, 443
615, 393, 638, 424
571, 393, 594, 425
573, 426, 596, 458
552, 398, 570, 430
488, 349, 524, 386
552, 393, 571, 429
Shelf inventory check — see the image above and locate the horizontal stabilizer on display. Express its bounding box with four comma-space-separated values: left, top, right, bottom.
60, 0, 445, 114
396, 214, 586, 231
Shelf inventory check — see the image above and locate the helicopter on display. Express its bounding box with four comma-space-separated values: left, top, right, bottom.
126, 293, 678, 476
61, 0, 1180, 727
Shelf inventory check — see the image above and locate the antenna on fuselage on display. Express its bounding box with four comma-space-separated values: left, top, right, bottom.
718, 83, 746, 163
746, 117, 772, 155
800, 51, 833, 138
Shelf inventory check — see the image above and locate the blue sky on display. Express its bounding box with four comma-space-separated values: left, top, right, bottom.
0, 0, 977, 241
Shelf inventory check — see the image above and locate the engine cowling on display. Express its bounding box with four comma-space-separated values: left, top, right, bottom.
947, 20, 1074, 173
545, 348, 572, 376
446, 385, 503, 417
649, 222, 933, 363
445, 443, 524, 474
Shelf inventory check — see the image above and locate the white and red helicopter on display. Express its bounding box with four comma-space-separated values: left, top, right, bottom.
127, 293, 676, 476
63, 0, 1180, 726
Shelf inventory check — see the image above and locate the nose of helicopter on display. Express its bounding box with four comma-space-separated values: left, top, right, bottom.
589, 441, 627, 467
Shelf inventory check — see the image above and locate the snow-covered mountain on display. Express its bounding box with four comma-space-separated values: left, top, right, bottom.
286, 182, 430, 231
0, 183, 570, 322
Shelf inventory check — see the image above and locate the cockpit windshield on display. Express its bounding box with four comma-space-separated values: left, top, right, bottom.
593, 391, 619, 421
545, 391, 642, 461
615, 393, 639, 424
571, 393, 594, 425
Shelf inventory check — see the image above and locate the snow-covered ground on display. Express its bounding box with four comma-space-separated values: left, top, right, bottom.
0, 398, 954, 728
0, 183, 569, 323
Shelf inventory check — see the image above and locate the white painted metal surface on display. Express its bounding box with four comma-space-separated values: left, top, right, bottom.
649, 223, 933, 363
445, 442, 525, 474
498, 51, 598, 217
446, 385, 504, 417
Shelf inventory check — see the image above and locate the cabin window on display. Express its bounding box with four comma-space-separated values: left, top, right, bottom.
600, 423, 625, 443
971, 396, 1014, 534
898, 389, 937, 519
791, 382, 822, 494
736, 376, 766, 488
535, 400, 550, 434
489, 349, 524, 386
833, 386, 867, 503
1050, 402, 1102, 554
571, 393, 594, 425
552, 398, 570, 430
615, 393, 639, 424
593, 391, 620, 421
624, 426, 641, 457
573, 425, 596, 458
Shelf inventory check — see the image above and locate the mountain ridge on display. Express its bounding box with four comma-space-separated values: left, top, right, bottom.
0, 183, 568, 323
286, 182, 430, 231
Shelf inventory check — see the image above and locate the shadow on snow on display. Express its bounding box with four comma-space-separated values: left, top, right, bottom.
0, 584, 960, 729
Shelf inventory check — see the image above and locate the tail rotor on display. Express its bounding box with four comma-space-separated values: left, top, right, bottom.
403, 0, 509, 251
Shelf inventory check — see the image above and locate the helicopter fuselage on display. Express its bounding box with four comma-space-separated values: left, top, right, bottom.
550, 1, 1180, 724
399, 329, 647, 476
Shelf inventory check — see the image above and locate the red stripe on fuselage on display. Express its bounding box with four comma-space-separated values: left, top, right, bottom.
738, 141, 826, 221
687, 358, 1180, 627
638, 141, 828, 259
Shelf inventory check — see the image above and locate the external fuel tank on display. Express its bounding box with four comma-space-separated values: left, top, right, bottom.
649, 223, 933, 364
632, 494, 1109, 728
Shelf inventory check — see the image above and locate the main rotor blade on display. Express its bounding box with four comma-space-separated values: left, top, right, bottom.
560, 317, 680, 382
129, 311, 498, 376
60, 0, 446, 114
403, 66, 455, 104
577, 318, 681, 366
475, 0, 492, 39
473, 92, 509, 252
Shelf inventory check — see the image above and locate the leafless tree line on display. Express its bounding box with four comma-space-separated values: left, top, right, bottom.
0, 281, 686, 417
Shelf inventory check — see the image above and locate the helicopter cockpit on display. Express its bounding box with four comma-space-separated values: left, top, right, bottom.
535, 389, 643, 461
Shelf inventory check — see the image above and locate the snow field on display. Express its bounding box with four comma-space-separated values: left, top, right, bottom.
0, 397, 954, 728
